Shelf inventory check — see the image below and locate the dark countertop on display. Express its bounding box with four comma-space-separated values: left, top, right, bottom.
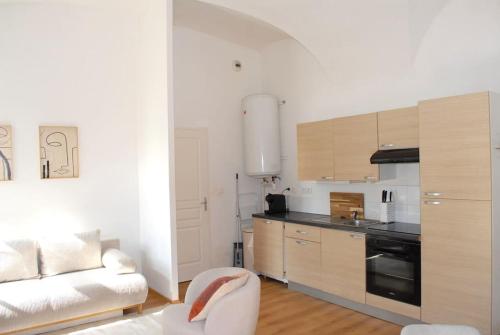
252, 211, 421, 241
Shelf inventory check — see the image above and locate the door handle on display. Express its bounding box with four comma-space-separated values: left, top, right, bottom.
201, 197, 208, 211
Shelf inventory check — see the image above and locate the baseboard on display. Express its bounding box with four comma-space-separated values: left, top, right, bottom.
288, 281, 423, 327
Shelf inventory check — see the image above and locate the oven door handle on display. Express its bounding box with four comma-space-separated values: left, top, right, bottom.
366, 253, 384, 260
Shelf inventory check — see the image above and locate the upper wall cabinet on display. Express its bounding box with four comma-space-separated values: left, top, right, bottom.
419, 92, 491, 201
333, 113, 379, 181
378, 106, 419, 150
297, 120, 334, 181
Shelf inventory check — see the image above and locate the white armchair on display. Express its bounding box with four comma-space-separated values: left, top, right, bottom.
401, 325, 481, 335
162, 267, 261, 335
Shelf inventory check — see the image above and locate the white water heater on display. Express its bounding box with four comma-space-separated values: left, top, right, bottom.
242, 94, 281, 177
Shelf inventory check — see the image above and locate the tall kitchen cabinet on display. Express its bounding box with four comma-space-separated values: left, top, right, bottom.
419, 92, 500, 335
297, 120, 334, 181
333, 113, 379, 181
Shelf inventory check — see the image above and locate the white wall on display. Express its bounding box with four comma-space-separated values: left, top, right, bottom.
0, 1, 142, 258
138, 0, 178, 300
0, 0, 178, 300
261, 38, 421, 223
173, 26, 263, 267
195, 0, 500, 224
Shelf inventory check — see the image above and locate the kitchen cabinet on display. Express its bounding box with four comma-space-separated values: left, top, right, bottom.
253, 218, 284, 280
297, 120, 334, 181
419, 92, 491, 200
333, 113, 379, 181
421, 199, 491, 335
285, 223, 321, 242
285, 237, 322, 289
321, 229, 366, 304
377, 106, 419, 150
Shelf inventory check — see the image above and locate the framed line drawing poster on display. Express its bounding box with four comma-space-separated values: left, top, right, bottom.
40, 126, 79, 179
0, 125, 13, 181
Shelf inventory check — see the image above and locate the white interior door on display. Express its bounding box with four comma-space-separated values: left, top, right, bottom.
175, 128, 211, 282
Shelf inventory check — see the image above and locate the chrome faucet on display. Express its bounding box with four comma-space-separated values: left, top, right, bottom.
351, 210, 358, 221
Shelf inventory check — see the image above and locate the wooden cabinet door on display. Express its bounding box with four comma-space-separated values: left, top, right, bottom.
321, 229, 366, 303
333, 113, 379, 181
421, 199, 491, 335
253, 218, 284, 279
297, 120, 334, 181
378, 106, 419, 149
285, 238, 322, 289
419, 92, 491, 200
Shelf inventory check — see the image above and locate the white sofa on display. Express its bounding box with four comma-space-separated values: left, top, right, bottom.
0, 235, 148, 335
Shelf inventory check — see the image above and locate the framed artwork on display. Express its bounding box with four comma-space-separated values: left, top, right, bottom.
0, 125, 13, 181
39, 126, 79, 179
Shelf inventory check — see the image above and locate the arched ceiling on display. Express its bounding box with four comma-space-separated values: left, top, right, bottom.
180, 0, 500, 101
174, 0, 289, 50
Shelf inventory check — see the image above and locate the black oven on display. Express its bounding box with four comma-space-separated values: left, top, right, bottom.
366, 235, 421, 306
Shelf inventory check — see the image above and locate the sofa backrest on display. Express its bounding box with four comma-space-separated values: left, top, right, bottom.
101, 238, 120, 252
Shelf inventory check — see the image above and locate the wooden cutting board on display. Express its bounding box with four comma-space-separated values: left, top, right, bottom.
330, 192, 365, 219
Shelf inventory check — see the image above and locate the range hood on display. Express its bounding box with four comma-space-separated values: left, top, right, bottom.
370, 148, 419, 164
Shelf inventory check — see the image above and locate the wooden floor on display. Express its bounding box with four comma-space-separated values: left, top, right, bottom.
177, 278, 402, 335
124, 288, 170, 315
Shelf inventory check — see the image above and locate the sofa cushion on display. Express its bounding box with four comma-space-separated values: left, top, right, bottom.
0, 238, 39, 283
39, 230, 102, 276
0, 267, 148, 333
102, 248, 136, 274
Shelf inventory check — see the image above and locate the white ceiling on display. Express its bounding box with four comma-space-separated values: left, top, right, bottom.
173, 0, 289, 50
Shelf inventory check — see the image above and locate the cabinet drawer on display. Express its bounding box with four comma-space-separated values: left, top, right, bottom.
285, 223, 321, 242
285, 238, 321, 289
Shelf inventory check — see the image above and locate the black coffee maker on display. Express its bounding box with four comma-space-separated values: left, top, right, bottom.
265, 193, 287, 214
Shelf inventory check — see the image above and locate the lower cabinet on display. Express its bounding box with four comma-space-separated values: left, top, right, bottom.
421, 199, 492, 335
321, 229, 366, 304
285, 237, 322, 289
253, 218, 284, 280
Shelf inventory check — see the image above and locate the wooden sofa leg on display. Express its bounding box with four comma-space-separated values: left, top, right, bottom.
137, 304, 143, 314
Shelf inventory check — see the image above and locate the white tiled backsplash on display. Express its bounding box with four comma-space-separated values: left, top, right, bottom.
288, 164, 421, 224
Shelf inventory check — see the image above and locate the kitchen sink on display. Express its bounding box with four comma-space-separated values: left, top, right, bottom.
310, 217, 377, 227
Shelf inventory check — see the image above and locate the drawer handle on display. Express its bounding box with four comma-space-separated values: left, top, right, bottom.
380, 144, 395, 148
265, 220, 273, 224
424, 192, 442, 196
295, 240, 308, 245
296, 230, 307, 234
424, 201, 441, 205
350, 233, 364, 239
321, 176, 333, 180
364, 176, 377, 181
